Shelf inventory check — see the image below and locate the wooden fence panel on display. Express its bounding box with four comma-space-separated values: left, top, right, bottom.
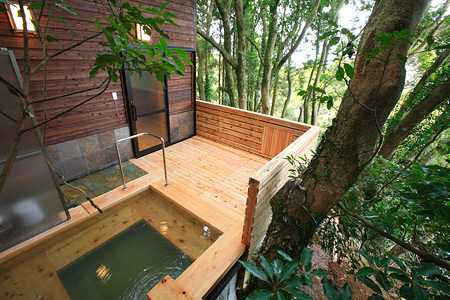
196, 101, 311, 159
242, 126, 320, 255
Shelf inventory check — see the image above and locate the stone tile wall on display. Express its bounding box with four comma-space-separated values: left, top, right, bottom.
170, 110, 195, 143
47, 126, 133, 182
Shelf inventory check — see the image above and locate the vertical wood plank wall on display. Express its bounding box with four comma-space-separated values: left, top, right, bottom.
242, 126, 320, 255
0, 0, 195, 145
196, 100, 312, 159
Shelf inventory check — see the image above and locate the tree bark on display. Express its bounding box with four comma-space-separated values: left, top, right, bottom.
270, 75, 279, 116
281, 58, 292, 118
261, 0, 279, 114
196, 39, 206, 101
234, 0, 247, 110
260, 0, 431, 261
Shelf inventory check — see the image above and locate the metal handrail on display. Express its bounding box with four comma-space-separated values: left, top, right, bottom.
115, 132, 169, 190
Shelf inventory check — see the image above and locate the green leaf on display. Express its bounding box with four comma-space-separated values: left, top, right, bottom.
387, 254, 407, 272
335, 66, 345, 81
322, 277, 340, 300
54, 2, 76, 15
417, 262, 440, 277
285, 276, 303, 289
300, 249, 313, 270
368, 295, 385, 300
412, 283, 428, 299
358, 276, 382, 294
0, 0, 13, 6
355, 250, 374, 264
310, 269, 328, 276
424, 280, 450, 294
302, 273, 313, 287
45, 34, 59, 43
159, 37, 168, 50
396, 53, 408, 62
374, 256, 390, 268
272, 259, 283, 278
276, 291, 288, 300
375, 272, 391, 291
343, 63, 354, 79
326, 97, 333, 110
172, 55, 186, 73
56, 16, 76, 37
329, 36, 340, 47
259, 254, 273, 278
280, 260, 298, 282
426, 35, 435, 45
389, 273, 411, 284
282, 287, 314, 300
319, 30, 336, 40
340, 282, 352, 300
30, 2, 45, 9
357, 267, 377, 277
277, 250, 293, 262
239, 261, 268, 282
247, 289, 273, 300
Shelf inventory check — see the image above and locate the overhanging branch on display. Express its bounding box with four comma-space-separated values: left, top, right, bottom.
196, 28, 237, 69
338, 203, 450, 272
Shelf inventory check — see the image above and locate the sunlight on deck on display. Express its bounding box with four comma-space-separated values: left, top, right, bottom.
131, 136, 269, 217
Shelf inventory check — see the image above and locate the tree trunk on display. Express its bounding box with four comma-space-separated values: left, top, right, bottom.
196, 39, 206, 101
379, 77, 450, 160
261, 0, 279, 114
281, 58, 292, 118
270, 75, 279, 116
260, 0, 431, 261
234, 0, 247, 110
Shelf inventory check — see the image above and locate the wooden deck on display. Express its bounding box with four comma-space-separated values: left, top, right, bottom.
131, 136, 269, 218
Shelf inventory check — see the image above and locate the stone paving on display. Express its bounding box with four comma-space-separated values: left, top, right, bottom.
60, 161, 147, 206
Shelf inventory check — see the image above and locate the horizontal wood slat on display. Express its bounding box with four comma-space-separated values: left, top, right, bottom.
242, 126, 320, 254
1, 0, 195, 145
196, 100, 312, 159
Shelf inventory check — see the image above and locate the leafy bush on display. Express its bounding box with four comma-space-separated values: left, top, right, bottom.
239, 249, 352, 300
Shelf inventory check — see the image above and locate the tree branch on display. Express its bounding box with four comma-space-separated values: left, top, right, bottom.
23, 78, 112, 132
275, 0, 320, 73
338, 203, 450, 272
30, 29, 107, 75
196, 28, 237, 68
246, 36, 263, 64
30, 77, 111, 103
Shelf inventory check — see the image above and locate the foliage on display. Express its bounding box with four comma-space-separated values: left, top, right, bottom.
386, 63, 450, 161
349, 250, 450, 300
318, 158, 450, 299
239, 249, 351, 300
285, 151, 314, 178
0, 0, 191, 196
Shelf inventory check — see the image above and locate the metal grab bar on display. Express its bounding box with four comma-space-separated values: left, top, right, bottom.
115, 132, 169, 190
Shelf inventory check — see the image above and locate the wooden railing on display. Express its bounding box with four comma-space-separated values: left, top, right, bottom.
195, 100, 320, 255
196, 100, 312, 159
242, 126, 320, 255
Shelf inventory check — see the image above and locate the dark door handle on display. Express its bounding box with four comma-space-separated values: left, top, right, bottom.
131, 105, 137, 121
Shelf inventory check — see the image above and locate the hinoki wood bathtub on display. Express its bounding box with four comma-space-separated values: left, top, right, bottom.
0, 176, 245, 299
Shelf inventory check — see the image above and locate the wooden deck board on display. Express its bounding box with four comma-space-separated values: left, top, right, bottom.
131, 136, 269, 218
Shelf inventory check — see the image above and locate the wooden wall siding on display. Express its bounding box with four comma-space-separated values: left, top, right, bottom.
167, 51, 195, 115
0, 0, 195, 145
196, 100, 312, 159
242, 126, 320, 255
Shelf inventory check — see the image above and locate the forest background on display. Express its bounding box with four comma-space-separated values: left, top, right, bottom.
196, 0, 450, 298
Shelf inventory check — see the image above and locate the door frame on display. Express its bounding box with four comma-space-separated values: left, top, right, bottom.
123, 69, 171, 158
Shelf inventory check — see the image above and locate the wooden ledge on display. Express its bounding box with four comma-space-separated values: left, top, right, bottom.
150, 179, 241, 233
148, 276, 195, 300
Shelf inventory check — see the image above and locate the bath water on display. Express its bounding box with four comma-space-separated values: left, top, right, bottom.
58, 220, 193, 299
